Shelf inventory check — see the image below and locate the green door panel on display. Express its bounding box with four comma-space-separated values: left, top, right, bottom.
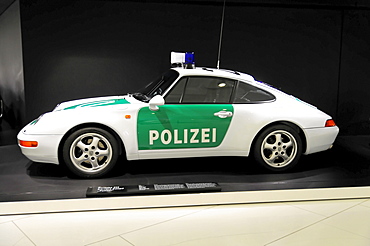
137, 104, 233, 150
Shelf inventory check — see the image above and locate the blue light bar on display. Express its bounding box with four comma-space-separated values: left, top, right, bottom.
185, 52, 195, 64
170, 51, 195, 69
184, 52, 195, 69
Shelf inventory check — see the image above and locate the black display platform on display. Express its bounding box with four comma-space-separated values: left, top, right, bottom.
1, 135, 370, 202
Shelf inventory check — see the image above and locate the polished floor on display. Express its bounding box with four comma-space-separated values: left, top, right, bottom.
1, 198, 370, 245
2, 128, 370, 245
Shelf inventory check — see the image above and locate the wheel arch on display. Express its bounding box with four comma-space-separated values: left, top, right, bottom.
57, 123, 126, 164
251, 121, 307, 154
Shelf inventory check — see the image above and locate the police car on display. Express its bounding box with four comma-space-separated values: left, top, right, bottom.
17, 53, 339, 178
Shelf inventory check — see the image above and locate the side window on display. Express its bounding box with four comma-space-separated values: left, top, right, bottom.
233, 82, 275, 103
165, 76, 236, 104
164, 78, 187, 103
183, 77, 235, 104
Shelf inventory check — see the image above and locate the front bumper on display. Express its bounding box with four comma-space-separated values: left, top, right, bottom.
17, 130, 63, 164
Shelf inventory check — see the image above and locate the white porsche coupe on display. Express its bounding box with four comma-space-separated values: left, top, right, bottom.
18, 66, 339, 178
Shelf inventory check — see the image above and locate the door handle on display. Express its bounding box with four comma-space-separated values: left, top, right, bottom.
214, 111, 233, 118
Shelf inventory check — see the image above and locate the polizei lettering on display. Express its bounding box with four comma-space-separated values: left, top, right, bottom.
149, 128, 217, 145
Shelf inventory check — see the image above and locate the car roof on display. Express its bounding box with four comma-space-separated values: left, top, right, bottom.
171, 67, 255, 82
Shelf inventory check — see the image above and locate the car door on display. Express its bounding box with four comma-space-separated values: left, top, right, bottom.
137, 76, 235, 158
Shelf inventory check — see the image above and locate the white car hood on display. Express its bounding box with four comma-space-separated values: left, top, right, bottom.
53, 95, 135, 111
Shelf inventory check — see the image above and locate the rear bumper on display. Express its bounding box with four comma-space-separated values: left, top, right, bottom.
304, 126, 339, 154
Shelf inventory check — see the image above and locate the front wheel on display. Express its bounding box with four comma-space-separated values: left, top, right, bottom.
62, 127, 119, 178
253, 124, 302, 172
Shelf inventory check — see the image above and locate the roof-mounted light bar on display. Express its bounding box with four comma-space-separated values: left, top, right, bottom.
171, 51, 195, 69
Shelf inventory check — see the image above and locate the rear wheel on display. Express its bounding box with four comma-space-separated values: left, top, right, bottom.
253, 124, 302, 172
62, 127, 119, 178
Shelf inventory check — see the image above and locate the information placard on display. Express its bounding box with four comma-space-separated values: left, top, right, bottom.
86, 182, 221, 197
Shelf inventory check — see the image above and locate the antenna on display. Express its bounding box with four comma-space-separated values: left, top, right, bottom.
217, 0, 226, 69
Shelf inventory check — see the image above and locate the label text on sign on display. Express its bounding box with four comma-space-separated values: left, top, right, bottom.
149, 128, 217, 145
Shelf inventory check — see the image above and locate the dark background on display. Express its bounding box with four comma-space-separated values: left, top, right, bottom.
0, 0, 24, 145
1, 0, 370, 146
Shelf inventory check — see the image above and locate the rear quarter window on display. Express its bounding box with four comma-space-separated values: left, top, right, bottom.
233, 82, 275, 103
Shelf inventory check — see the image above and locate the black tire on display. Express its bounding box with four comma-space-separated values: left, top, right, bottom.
62, 127, 119, 178
253, 124, 302, 172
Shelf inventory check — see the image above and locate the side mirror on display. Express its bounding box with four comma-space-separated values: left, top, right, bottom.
149, 95, 165, 111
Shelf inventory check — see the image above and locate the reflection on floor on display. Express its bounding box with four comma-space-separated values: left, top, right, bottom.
1, 198, 370, 245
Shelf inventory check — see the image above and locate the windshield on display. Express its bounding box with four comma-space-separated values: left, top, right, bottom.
133, 69, 179, 102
